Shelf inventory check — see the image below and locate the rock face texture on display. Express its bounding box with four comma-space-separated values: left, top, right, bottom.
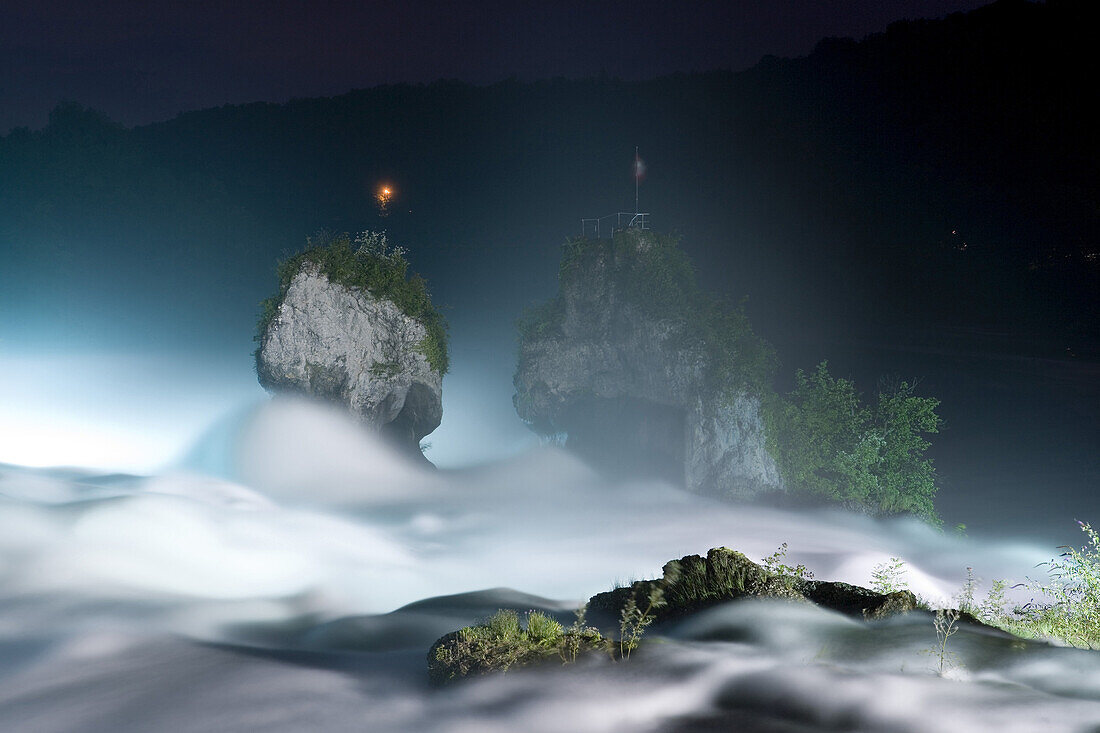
514, 230, 782, 498
257, 263, 442, 460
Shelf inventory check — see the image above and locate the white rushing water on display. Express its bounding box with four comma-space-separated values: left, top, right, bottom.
1, 397, 1098, 732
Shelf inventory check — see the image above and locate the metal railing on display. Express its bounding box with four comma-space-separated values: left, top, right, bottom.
580, 212, 650, 239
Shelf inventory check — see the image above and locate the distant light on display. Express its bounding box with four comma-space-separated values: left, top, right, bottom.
376, 184, 394, 217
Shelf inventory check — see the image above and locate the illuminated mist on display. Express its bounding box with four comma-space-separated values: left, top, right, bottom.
1, 398, 1098, 731
1, 3, 1096, 730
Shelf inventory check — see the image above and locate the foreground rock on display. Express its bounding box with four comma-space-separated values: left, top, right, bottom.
256, 234, 445, 461
428, 546, 919, 683
587, 547, 919, 624
514, 229, 782, 498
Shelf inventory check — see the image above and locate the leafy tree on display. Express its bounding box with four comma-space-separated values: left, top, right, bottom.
765, 361, 942, 522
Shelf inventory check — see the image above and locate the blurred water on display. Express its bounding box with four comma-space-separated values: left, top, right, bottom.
1, 397, 1097, 732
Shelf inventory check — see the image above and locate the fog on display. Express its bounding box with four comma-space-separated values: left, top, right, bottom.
1, 6, 1097, 727
2, 398, 1098, 732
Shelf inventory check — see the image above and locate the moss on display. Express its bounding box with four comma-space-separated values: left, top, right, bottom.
369, 360, 401, 379
516, 299, 565, 342
428, 609, 604, 684
429, 547, 930, 683
304, 360, 349, 398
589, 548, 777, 623
588, 546, 917, 625
256, 230, 449, 374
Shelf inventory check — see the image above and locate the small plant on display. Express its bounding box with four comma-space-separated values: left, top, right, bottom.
562, 605, 604, 663
761, 543, 815, 582
957, 567, 977, 613
485, 608, 521, 640
870, 557, 908, 594
978, 579, 1009, 624
930, 608, 961, 676
619, 586, 666, 659
430, 608, 605, 683
1013, 520, 1100, 648
943, 521, 1100, 649
525, 611, 564, 646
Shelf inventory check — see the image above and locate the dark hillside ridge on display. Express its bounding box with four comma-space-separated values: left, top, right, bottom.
0, 0, 1093, 359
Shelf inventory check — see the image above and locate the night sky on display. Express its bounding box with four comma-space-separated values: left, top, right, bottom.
2, 0, 988, 132
0, 0, 1095, 543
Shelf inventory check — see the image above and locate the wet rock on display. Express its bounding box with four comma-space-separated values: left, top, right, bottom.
588, 547, 918, 624
514, 230, 782, 497
257, 263, 442, 461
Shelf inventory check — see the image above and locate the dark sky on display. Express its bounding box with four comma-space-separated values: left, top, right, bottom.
2, 0, 988, 133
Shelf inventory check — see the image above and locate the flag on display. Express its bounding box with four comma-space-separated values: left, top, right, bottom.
633, 149, 646, 182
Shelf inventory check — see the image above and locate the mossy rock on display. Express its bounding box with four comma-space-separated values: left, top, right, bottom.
588, 547, 918, 624
428, 610, 605, 685
428, 548, 921, 684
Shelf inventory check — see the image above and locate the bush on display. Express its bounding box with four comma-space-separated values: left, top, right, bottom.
764, 361, 942, 522
1010, 521, 1100, 648
428, 609, 604, 683
256, 230, 449, 374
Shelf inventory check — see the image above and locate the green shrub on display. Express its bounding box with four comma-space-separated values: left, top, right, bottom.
256, 230, 449, 374
524, 611, 564, 645
764, 361, 941, 522
1014, 521, 1100, 648
870, 558, 909, 594
429, 608, 605, 683
953, 522, 1100, 649
619, 586, 666, 659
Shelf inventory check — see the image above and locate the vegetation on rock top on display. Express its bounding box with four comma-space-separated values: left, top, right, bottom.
517, 228, 943, 522
429, 545, 921, 684
429, 525, 1100, 683
517, 229, 778, 400
257, 230, 449, 374
428, 608, 604, 684
587, 546, 918, 625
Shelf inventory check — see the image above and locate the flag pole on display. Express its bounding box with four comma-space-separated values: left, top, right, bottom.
635, 146, 639, 214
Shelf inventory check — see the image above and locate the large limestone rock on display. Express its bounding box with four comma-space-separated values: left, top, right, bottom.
257, 263, 442, 460
514, 230, 782, 498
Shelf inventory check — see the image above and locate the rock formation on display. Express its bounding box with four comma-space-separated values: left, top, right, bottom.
427, 546, 924, 684
586, 547, 919, 625
257, 259, 443, 461
513, 229, 782, 498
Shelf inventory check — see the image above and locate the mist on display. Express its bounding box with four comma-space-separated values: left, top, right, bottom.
1, 2, 1098, 730
2, 399, 1097, 732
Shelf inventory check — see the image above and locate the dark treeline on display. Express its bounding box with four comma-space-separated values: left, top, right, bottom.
1, 0, 1094, 358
